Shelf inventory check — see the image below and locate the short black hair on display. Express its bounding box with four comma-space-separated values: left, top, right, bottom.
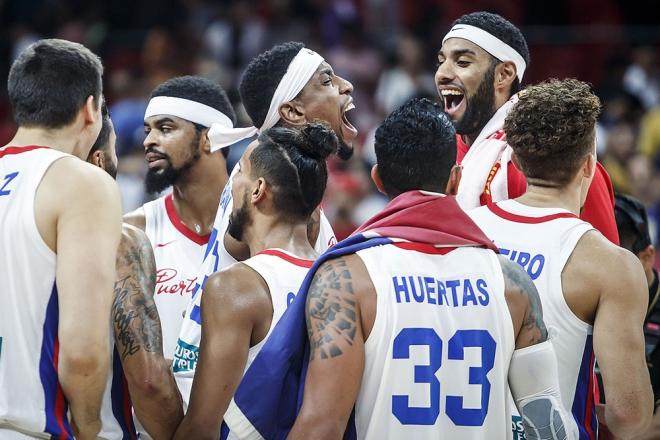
239, 42, 304, 128
453, 12, 530, 95
151, 76, 236, 158
250, 122, 337, 219
375, 98, 457, 198
615, 193, 652, 254
89, 100, 111, 155
8, 39, 103, 129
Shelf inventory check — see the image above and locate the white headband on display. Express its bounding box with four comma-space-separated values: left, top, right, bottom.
208, 48, 324, 152
443, 24, 526, 81
144, 96, 234, 129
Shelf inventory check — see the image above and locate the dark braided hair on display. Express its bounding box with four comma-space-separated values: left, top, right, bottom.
250, 122, 338, 218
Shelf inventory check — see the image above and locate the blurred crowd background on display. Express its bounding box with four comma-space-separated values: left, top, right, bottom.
1, 0, 659, 251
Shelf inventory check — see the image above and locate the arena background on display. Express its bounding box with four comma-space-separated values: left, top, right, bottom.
1, 0, 658, 265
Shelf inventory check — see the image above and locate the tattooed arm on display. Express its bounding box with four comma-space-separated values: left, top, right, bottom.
289, 255, 373, 440
499, 255, 578, 440
499, 255, 547, 349
114, 224, 182, 440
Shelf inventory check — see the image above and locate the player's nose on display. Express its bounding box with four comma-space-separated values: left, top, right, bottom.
337, 75, 353, 95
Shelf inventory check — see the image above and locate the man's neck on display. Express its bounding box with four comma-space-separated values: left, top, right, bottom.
170, 161, 229, 236
514, 182, 582, 215
6, 127, 84, 157
244, 220, 316, 259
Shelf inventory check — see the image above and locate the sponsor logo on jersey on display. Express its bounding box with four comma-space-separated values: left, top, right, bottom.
156, 240, 177, 248
173, 339, 198, 372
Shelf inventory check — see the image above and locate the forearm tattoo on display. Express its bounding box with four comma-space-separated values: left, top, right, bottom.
306, 258, 358, 360
112, 233, 163, 360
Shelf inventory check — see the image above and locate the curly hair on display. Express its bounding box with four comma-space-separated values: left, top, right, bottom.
504, 78, 601, 187
453, 12, 530, 95
375, 98, 456, 198
239, 42, 304, 128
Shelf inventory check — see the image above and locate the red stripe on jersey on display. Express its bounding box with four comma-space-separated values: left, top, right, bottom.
585, 352, 596, 440
0, 145, 49, 158
486, 202, 578, 224
53, 338, 71, 439
258, 249, 314, 268
392, 242, 457, 255
164, 193, 210, 245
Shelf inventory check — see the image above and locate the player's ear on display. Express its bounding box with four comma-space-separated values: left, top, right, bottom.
252, 177, 267, 204
371, 164, 386, 195
511, 152, 521, 171
583, 152, 596, 179
279, 100, 306, 126
199, 127, 212, 153
445, 164, 462, 196
82, 95, 98, 126
88, 150, 104, 170
638, 245, 655, 274
496, 61, 516, 93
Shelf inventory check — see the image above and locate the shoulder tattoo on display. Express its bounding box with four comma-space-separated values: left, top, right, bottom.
306, 258, 358, 360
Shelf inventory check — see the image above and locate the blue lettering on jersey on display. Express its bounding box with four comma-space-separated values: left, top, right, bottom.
393, 276, 490, 307
219, 181, 232, 215
172, 338, 199, 373
0, 171, 19, 196
499, 247, 545, 280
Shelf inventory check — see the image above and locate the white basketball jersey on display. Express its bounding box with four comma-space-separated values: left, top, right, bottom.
143, 193, 209, 360
173, 163, 335, 406
354, 242, 514, 440
173, 248, 313, 411
0, 145, 73, 439
468, 199, 596, 439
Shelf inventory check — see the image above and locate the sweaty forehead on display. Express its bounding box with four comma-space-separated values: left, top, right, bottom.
440, 38, 491, 60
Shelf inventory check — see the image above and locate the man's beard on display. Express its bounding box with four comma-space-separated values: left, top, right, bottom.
104, 153, 118, 180
227, 193, 251, 242
336, 139, 354, 160
145, 134, 201, 194
454, 64, 497, 136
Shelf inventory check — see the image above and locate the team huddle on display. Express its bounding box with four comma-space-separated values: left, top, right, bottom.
0, 10, 654, 440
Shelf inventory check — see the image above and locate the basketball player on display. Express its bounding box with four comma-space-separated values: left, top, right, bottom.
468, 79, 652, 439
86, 102, 183, 439
173, 123, 336, 439
436, 12, 620, 244
173, 42, 356, 405
0, 39, 121, 439
123, 76, 237, 361
289, 99, 576, 439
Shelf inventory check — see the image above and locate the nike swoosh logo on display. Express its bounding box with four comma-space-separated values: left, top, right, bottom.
156, 240, 177, 248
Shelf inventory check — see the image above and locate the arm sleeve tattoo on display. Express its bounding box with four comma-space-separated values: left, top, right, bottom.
113, 229, 163, 360
306, 258, 359, 360
499, 255, 548, 345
